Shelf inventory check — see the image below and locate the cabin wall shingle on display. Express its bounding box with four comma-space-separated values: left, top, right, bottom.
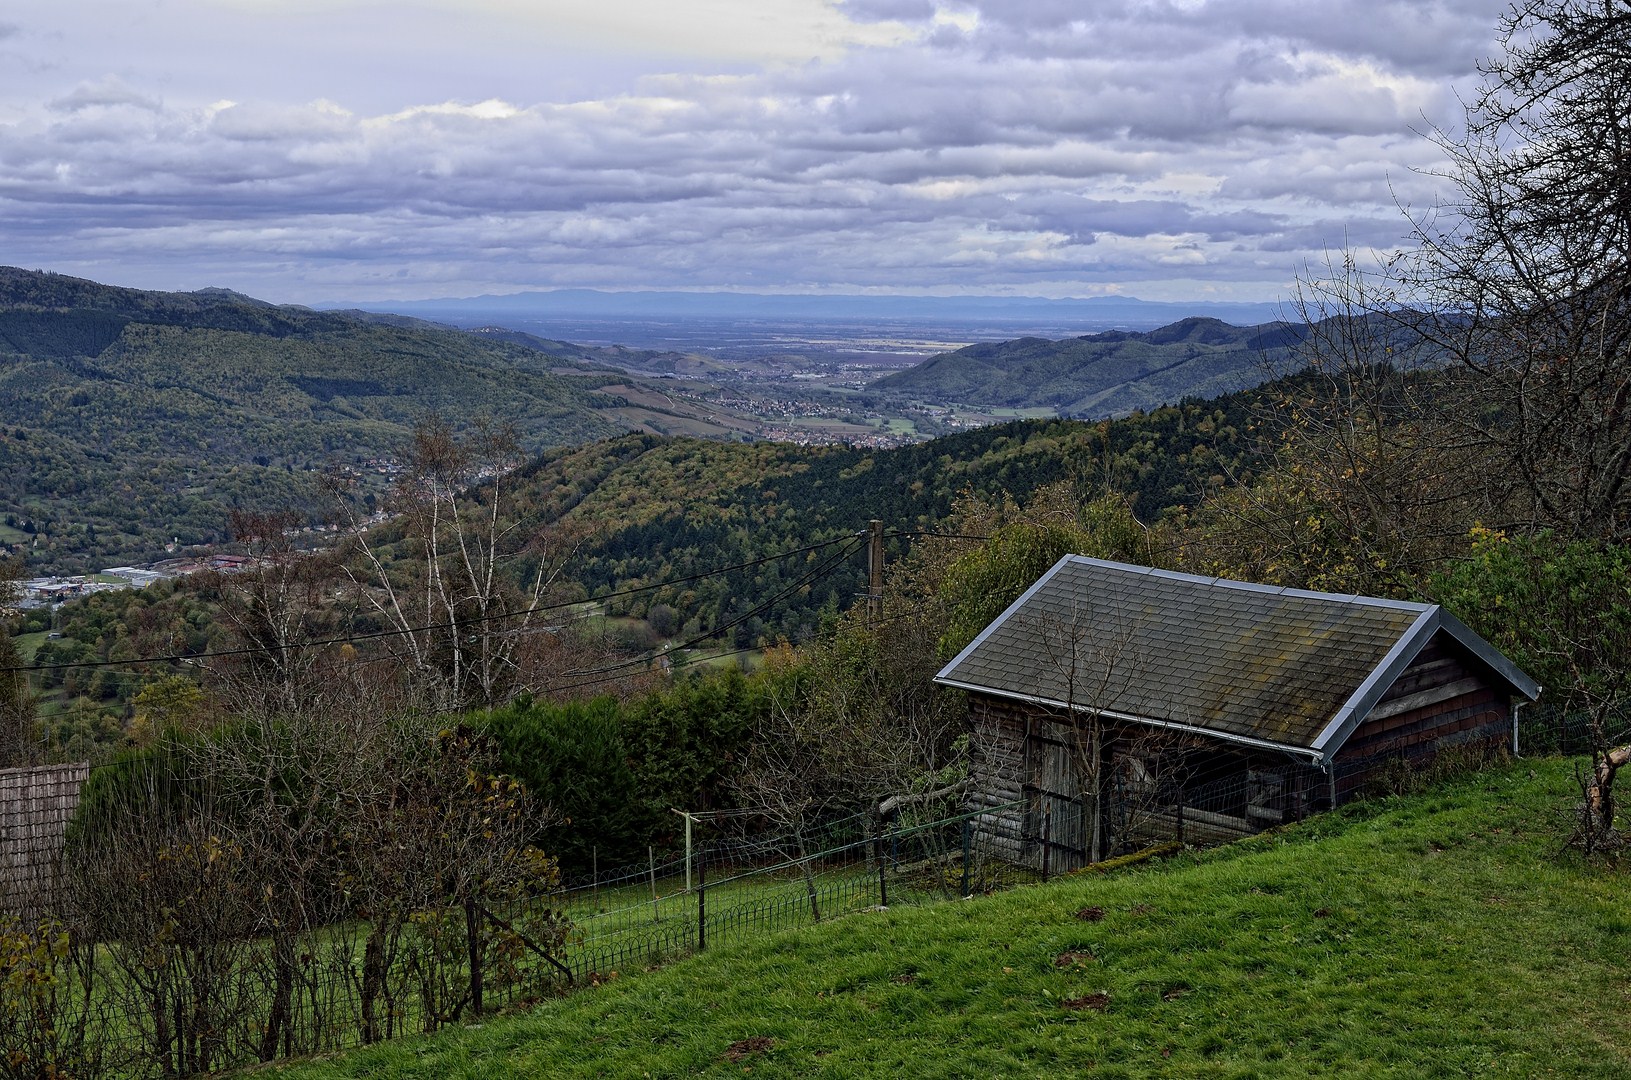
1, 761, 89, 917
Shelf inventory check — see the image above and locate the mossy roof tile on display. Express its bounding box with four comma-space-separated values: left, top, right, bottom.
936, 555, 1463, 752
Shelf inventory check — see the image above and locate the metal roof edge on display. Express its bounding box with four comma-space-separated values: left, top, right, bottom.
934, 680, 1325, 761
1436, 610, 1543, 702
1310, 605, 1440, 759
935, 554, 1078, 683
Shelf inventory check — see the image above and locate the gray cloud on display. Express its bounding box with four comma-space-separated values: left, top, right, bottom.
47, 77, 163, 114
837, 0, 937, 21
0, 0, 1511, 303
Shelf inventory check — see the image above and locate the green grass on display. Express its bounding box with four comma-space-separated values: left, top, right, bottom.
263, 759, 1631, 1078
13, 630, 47, 664
985, 406, 1061, 419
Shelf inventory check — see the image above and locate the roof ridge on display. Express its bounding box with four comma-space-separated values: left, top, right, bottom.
1060, 554, 1434, 613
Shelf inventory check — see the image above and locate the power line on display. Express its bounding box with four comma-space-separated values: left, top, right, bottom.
4, 533, 860, 675
885, 529, 993, 541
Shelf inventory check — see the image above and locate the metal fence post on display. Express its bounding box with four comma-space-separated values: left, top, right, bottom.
649, 846, 660, 924
960, 818, 971, 897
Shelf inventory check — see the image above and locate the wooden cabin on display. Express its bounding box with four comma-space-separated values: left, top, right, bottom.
935, 556, 1541, 871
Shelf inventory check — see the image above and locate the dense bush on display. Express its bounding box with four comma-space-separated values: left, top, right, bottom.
481, 665, 799, 868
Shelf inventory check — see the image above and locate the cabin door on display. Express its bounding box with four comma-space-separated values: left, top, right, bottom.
1025, 716, 1092, 871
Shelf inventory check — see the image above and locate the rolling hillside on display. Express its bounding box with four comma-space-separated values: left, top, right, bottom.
0, 268, 625, 571
874, 317, 1313, 416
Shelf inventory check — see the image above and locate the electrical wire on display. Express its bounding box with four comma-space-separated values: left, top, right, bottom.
885, 529, 993, 541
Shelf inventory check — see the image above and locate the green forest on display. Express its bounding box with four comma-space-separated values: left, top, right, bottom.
0, 270, 623, 571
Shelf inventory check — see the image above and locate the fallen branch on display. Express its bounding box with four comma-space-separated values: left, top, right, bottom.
877, 779, 972, 820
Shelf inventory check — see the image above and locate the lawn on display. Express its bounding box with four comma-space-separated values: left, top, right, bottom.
263, 758, 1631, 1079
13, 629, 47, 664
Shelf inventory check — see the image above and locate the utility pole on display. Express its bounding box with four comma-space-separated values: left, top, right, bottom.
867, 519, 884, 628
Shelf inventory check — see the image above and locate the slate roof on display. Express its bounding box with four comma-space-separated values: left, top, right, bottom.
935, 556, 1541, 762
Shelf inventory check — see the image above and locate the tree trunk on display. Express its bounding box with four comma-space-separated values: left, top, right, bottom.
796, 834, 821, 922
465, 898, 484, 1017
259, 937, 294, 1062
360, 926, 386, 1045
1582, 744, 1631, 851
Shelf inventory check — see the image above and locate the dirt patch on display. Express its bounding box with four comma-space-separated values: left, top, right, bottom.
1054, 951, 1095, 968
1061, 992, 1111, 1011
724, 1037, 775, 1063
1074, 906, 1106, 921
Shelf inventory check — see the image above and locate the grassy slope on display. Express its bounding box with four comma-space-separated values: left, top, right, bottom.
267, 759, 1631, 1079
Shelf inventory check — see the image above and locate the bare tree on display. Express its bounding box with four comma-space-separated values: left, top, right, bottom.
1021, 595, 1191, 866
1171, 247, 1513, 597
1397, 0, 1631, 539
62, 704, 566, 1073
337, 417, 582, 711
204, 509, 343, 715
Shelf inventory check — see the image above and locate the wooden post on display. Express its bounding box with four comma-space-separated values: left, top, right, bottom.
696, 843, 707, 952
670, 807, 695, 893
1041, 803, 1052, 882
960, 818, 971, 897
592, 845, 599, 912
867, 519, 884, 628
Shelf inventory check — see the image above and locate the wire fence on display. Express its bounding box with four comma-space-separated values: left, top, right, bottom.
0, 800, 1034, 1079
544, 800, 1033, 984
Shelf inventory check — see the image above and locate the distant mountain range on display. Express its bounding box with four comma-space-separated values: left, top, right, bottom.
873, 317, 1314, 416
0, 266, 1330, 573
322, 289, 1288, 331
0, 267, 628, 570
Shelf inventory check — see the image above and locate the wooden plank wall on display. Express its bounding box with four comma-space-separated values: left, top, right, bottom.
1333, 634, 1511, 801
0, 761, 90, 917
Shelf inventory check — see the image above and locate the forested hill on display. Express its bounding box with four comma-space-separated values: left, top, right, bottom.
874, 316, 1312, 415
0, 267, 624, 571
516, 380, 1275, 645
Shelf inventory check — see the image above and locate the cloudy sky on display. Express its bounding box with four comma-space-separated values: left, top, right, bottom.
0, 0, 1507, 305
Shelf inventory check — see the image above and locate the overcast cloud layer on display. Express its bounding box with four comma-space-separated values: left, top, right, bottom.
0, 0, 1507, 304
